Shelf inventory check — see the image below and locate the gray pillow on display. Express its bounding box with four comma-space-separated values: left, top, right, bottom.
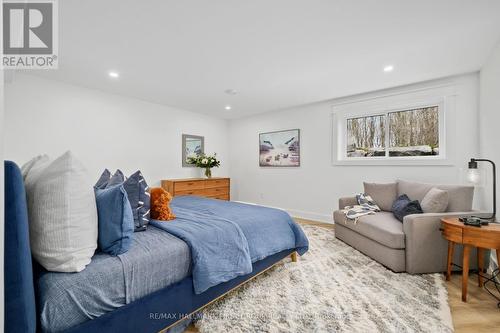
363, 182, 398, 212
421, 187, 449, 213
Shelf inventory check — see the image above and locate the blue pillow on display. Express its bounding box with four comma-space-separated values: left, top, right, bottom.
95, 185, 134, 255
392, 194, 423, 222
107, 169, 125, 187
122, 170, 150, 232
105, 169, 150, 232
94, 169, 111, 189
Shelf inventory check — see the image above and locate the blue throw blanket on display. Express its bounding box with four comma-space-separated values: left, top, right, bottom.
150, 196, 309, 294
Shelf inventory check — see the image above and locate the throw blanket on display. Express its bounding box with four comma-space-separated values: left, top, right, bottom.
151, 196, 309, 294
342, 193, 380, 223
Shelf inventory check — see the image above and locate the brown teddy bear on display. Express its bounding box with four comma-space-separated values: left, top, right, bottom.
150, 187, 176, 221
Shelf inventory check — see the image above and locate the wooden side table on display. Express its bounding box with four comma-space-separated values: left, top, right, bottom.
441, 218, 500, 302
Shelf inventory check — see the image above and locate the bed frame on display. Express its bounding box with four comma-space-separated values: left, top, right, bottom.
4, 161, 298, 333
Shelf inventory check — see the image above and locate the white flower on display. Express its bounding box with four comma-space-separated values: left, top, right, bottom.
202, 158, 208, 164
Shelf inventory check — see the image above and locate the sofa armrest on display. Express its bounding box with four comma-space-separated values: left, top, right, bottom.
338, 196, 357, 209
403, 212, 474, 273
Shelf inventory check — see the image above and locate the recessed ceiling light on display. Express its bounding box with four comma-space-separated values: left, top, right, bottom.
108, 71, 119, 78
224, 89, 237, 95
383, 65, 394, 72
225, 105, 232, 110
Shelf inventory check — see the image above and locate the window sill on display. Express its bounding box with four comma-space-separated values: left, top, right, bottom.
332, 157, 454, 166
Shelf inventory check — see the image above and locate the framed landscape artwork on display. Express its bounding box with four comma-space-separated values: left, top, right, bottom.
259, 129, 300, 167
182, 134, 204, 167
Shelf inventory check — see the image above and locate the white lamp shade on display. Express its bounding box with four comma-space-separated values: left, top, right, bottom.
467, 169, 481, 184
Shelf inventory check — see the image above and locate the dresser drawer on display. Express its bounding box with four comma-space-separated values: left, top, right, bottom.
175, 189, 206, 196
205, 187, 229, 196
209, 194, 230, 201
205, 179, 229, 189
175, 180, 205, 191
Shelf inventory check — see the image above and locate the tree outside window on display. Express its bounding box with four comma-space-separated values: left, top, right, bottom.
346, 106, 439, 158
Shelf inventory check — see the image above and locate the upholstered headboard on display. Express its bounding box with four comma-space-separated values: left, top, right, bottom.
4, 161, 36, 333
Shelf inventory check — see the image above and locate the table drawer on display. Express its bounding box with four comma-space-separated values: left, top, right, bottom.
175, 181, 205, 191
205, 187, 229, 196
205, 179, 229, 189
175, 189, 206, 196
463, 228, 500, 248
442, 223, 462, 243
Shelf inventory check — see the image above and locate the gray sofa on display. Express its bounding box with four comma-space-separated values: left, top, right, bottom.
333, 180, 477, 273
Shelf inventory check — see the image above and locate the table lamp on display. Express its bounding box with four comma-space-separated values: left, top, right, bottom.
468, 158, 496, 220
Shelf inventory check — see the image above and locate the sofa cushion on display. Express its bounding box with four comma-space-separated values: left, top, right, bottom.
333, 211, 405, 249
421, 187, 449, 213
363, 182, 397, 212
397, 179, 474, 212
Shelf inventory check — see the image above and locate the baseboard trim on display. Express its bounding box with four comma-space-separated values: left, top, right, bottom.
234, 201, 334, 224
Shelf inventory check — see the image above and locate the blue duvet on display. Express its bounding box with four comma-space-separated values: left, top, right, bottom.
150, 196, 309, 294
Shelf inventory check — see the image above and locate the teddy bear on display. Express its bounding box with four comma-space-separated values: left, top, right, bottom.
150, 187, 176, 221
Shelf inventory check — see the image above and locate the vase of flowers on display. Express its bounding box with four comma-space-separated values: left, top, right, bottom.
187, 153, 221, 178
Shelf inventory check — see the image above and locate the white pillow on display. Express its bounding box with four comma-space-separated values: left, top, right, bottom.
21, 154, 50, 180
421, 187, 449, 213
23, 151, 98, 272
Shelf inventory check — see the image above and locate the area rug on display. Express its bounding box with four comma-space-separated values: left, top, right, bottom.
195, 225, 453, 333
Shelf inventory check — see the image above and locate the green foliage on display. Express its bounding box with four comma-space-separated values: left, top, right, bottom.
187, 153, 221, 168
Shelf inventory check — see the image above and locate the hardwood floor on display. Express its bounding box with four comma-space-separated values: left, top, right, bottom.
446, 272, 500, 332
184, 218, 500, 332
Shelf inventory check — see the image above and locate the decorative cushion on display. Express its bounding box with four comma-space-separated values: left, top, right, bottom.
20, 154, 50, 180
95, 185, 134, 255
105, 169, 150, 231
94, 169, 111, 189
23, 151, 98, 272
421, 187, 449, 213
150, 187, 176, 221
123, 171, 151, 231
107, 169, 125, 187
363, 182, 398, 212
391, 194, 423, 222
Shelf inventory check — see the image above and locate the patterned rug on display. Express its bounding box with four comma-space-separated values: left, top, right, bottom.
195, 225, 453, 333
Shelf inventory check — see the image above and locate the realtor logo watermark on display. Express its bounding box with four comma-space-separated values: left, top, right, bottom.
2, 0, 58, 69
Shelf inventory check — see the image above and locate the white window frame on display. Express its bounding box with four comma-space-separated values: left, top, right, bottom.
331, 84, 456, 166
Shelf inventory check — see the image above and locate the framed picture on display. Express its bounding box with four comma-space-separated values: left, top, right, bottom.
182, 134, 204, 167
259, 129, 300, 167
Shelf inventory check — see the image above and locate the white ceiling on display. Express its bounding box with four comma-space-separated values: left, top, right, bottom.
30, 0, 500, 119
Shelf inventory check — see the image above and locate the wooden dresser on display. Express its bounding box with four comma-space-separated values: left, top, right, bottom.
161, 178, 230, 201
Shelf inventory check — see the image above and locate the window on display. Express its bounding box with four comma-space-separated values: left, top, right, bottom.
332, 83, 457, 166
346, 114, 385, 157
346, 106, 439, 158
388, 106, 439, 157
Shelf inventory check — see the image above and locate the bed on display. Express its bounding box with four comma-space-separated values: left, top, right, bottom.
4, 161, 309, 333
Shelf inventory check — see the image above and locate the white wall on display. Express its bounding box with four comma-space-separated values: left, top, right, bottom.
479, 40, 500, 272
4, 74, 230, 186
229, 74, 480, 222
479, 41, 500, 218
